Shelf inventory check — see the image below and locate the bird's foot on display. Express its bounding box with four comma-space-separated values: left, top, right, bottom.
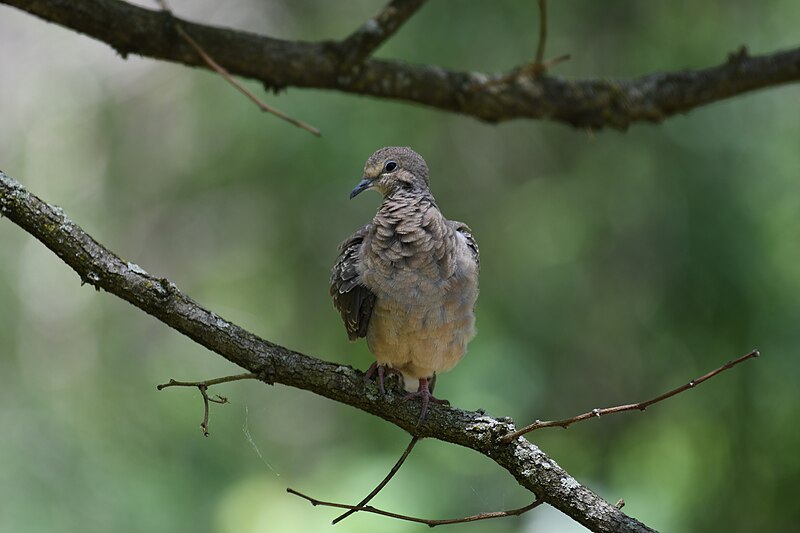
364, 362, 400, 397
402, 377, 449, 426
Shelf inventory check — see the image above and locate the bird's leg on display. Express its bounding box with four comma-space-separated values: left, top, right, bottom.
364, 362, 400, 397
402, 377, 449, 426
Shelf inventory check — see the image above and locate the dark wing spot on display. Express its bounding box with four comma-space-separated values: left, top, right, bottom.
331, 225, 377, 340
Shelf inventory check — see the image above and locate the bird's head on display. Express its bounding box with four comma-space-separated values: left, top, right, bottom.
350, 146, 430, 199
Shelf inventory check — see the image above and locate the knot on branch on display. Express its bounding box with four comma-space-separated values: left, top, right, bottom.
158, 277, 179, 297
257, 363, 276, 385
727, 45, 750, 65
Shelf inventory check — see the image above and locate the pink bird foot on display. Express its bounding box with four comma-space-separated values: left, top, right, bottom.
364, 362, 400, 397
402, 376, 449, 425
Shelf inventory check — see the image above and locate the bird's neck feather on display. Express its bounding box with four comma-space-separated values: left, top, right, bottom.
380, 187, 436, 211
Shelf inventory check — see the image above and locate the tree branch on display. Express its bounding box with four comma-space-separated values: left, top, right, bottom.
174, 23, 321, 136
152, 0, 320, 136
0, 170, 657, 532
332, 435, 421, 524
3, 0, 799, 130
157, 373, 258, 436
287, 488, 544, 527
339, 0, 428, 69
534, 0, 547, 68
482, 0, 570, 87
500, 349, 761, 443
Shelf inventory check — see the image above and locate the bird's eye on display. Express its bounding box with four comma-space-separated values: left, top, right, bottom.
383, 161, 398, 173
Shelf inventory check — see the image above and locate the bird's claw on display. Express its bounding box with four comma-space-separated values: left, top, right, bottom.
402, 377, 448, 426
364, 362, 399, 397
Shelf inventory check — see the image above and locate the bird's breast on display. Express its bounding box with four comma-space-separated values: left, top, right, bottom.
365, 275, 478, 376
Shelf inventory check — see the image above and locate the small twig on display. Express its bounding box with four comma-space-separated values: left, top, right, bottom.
505, 0, 569, 80
332, 436, 421, 524
539, 53, 571, 70
198, 384, 220, 436
339, 0, 429, 68
534, 0, 547, 67
524, 0, 572, 78
154, 0, 320, 136
468, 0, 567, 92
175, 27, 321, 136
288, 488, 542, 527
157, 372, 258, 436
156, 373, 259, 390
501, 349, 760, 443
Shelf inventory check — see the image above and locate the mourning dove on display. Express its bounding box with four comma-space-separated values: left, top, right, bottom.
330, 147, 479, 423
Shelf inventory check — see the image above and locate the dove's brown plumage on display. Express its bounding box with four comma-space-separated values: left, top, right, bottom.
331, 147, 479, 421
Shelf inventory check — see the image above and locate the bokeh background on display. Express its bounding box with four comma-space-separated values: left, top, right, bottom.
1, 1, 799, 531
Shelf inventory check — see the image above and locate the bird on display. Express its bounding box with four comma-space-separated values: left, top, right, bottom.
330, 146, 479, 424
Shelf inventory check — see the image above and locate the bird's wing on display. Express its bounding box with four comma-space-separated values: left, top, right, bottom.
450, 221, 480, 272
330, 224, 377, 341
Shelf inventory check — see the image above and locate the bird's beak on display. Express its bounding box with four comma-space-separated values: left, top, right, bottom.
349, 177, 373, 199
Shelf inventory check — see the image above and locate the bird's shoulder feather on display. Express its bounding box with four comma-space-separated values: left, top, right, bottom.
448, 220, 480, 271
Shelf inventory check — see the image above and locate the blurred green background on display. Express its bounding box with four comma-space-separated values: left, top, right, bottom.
1, 1, 799, 531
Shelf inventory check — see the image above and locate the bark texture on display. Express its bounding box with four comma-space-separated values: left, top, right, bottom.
2, 0, 799, 130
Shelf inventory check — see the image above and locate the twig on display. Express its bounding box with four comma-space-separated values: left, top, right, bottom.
332, 436, 421, 524
157, 373, 258, 436
156, 373, 259, 390
288, 488, 542, 527
154, 0, 320, 136
521, 0, 571, 78
500, 349, 760, 443
174, 26, 321, 136
469, 0, 568, 91
534, 0, 547, 67
339, 0, 429, 68
539, 53, 571, 70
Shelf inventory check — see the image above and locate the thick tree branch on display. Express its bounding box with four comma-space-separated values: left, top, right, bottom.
3, 0, 799, 130
0, 171, 656, 532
